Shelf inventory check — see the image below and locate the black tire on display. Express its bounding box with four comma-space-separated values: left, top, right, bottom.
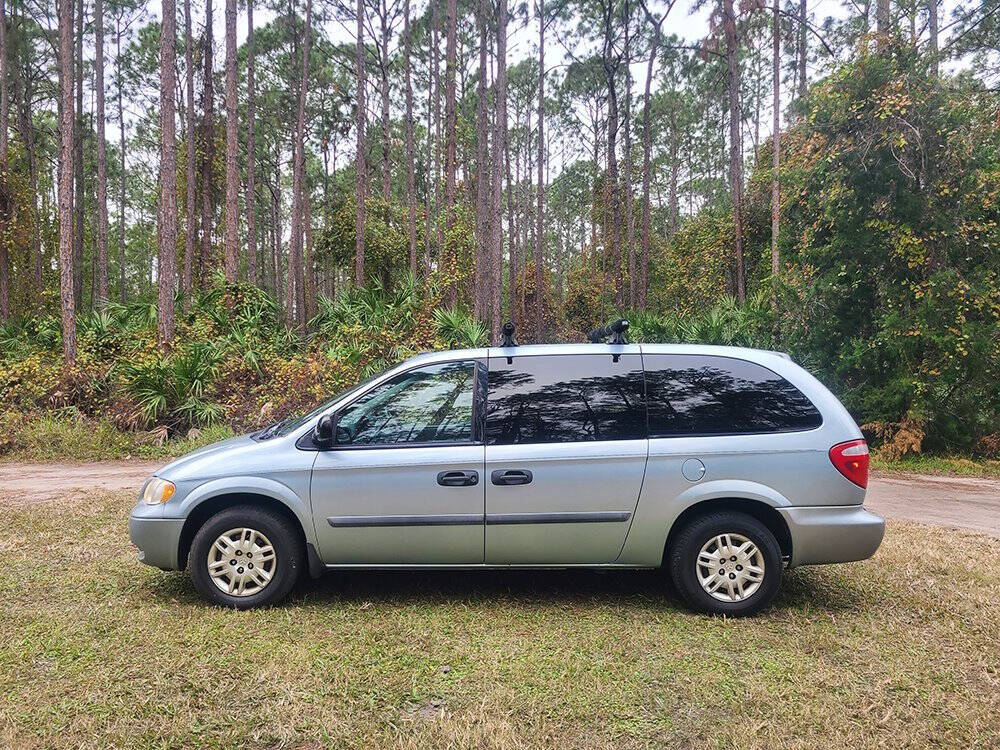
187, 505, 304, 609
668, 511, 782, 617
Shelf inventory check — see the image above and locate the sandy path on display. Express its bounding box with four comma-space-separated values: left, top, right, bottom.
0, 461, 163, 504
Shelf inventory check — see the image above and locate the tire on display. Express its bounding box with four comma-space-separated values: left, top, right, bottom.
668, 511, 782, 617
187, 505, 304, 609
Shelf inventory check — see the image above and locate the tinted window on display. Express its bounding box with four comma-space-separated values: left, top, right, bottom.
645, 355, 822, 436
487, 354, 645, 444
337, 361, 476, 446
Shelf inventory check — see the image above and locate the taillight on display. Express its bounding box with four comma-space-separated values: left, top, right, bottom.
829, 439, 869, 488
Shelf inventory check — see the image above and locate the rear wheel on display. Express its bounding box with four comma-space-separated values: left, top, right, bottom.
669, 511, 782, 616
188, 505, 303, 609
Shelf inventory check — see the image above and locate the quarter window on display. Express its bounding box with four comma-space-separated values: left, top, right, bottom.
487, 354, 645, 445
644, 354, 822, 436
336, 361, 476, 446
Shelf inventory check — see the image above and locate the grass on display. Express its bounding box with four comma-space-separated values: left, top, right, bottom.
0, 415, 235, 462
872, 451, 1000, 479
2, 491, 999, 748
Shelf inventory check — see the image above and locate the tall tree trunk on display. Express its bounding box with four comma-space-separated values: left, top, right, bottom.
505, 103, 516, 322
928, 0, 938, 76
222, 0, 239, 281
158, 0, 179, 346
379, 0, 391, 200
58, 0, 77, 362
638, 0, 664, 310
272, 158, 283, 302
183, 0, 196, 296
116, 14, 127, 303
442, 0, 458, 305
724, 0, 745, 302
403, 0, 417, 276
94, 0, 110, 307
0, 0, 9, 319
771, 0, 780, 311
73, 0, 84, 308
623, 0, 635, 310
491, 0, 508, 342
432, 0, 443, 254
354, 0, 366, 284
876, 0, 889, 35
535, 0, 545, 338
474, 0, 489, 320
245, 0, 258, 284
199, 0, 214, 287
15, 61, 44, 297
304, 184, 315, 320
797, 0, 807, 98
601, 0, 623, 311
289, 0, 311, 330
424, 0, 437, 274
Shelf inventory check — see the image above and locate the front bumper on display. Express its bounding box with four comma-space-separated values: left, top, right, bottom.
129, 514, 185, 570
778, 505, 885, 567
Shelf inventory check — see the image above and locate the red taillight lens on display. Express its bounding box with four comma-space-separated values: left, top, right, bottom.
829, 439, 870, 488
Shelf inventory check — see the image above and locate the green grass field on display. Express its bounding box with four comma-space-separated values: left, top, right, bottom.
2, 489, 999, 749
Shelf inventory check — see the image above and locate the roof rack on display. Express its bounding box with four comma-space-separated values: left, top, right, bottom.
588, 319, 629, 345
500, 321, 518, 347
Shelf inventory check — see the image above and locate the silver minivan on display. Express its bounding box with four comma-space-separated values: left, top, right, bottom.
129, 339, 884, 616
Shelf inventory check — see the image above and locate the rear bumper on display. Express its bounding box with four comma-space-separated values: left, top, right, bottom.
778, 505, 885, 567
129, 515, 185, 570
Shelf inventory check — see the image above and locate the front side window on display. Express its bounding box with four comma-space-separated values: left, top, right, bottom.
487, 354, 645, 445
336, 361, 477, 446
644, 354, 822, 436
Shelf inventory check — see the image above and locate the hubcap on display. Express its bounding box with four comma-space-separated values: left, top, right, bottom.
695, 533, 765, 603
207, 527, 276, 597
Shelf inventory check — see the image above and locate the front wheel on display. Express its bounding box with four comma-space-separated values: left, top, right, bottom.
668, 511, 782, 616
188, 505, 304, 609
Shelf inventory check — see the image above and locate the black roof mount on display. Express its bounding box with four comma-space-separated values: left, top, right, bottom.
588, 319, 630, 345
500, 321, 518, 347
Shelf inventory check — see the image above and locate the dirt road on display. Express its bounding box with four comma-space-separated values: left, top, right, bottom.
1, 461, 998, 537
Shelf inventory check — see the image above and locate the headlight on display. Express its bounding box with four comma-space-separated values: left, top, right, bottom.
141, 477, 176, 505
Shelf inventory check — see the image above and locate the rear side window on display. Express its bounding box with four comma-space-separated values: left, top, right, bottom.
487, 354, 645, 444
644, 354, 822, 436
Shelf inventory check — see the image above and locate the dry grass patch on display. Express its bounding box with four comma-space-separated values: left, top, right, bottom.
1, 491, 999, 749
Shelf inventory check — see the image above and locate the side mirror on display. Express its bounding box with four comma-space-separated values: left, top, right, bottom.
315, 413, 336, 447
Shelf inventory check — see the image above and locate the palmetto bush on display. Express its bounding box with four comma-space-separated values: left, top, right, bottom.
629, 291, 775, 349
433, 307, 488, 349
117, 342, 224, 430
312, 273, 422, 337
0, 315, 63, 359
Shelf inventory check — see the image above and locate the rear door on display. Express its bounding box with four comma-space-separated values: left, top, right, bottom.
484, 351, 648, 564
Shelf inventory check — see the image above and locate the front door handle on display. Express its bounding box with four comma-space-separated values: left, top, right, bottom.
491, 469, 533, 486
437, 470, 479, 487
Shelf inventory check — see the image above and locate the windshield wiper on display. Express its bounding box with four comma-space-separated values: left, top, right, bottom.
255, 416, 293, 440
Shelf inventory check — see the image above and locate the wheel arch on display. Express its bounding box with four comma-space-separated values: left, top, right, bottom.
176, 489, 311, 572
662, 497, 793, 566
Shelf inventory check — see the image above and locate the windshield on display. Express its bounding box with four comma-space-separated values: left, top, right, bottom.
258, 371, 385, 439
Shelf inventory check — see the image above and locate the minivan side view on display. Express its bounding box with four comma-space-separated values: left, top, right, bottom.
129, 339, 885, 616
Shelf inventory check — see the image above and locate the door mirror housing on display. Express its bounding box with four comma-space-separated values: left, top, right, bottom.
315, 413, 337, 447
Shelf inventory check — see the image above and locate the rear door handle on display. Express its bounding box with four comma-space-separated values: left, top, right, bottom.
437, 470, 479, 487
491, 469, 533, 486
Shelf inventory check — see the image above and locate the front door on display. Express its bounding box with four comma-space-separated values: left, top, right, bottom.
311, 359, 486, 565
484, 351, 648, 564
